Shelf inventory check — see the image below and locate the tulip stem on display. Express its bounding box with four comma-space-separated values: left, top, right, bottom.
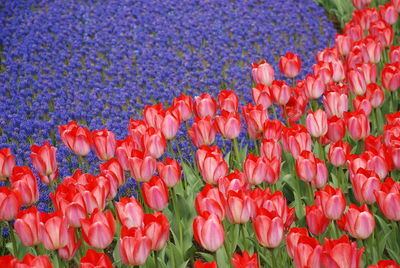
269, 248, 277, 268
185, 121, 198, 173
233, 138, 241, 170
171, 187, 183, 255
154, 250, 159, 268
271, 104, 278, 120
317, 138, 325, 161
7, 222, 17, 257
241, 224, 248, 250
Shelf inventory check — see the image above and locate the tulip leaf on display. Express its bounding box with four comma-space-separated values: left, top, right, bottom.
112, 240, 121, 267
198, 252, 214, 262
181, 161, 199, 188
330, 172, 339, 188
216, 246, 229, 267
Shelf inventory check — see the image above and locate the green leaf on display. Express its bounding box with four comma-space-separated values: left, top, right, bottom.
113, 240, 121, 267
216, 247, 229, 267
198, 252, 214, 263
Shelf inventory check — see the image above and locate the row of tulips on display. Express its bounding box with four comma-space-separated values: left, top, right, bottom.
1, 0, 400, 267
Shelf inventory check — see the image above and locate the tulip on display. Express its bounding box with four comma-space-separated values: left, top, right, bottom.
389, 46, 400, 63
10, 166, 39, 206
226, 190, 254, 224
260, 139, 282, 160
347, 47, 366, 69
194, 260, 218, 268
344, 110, 370, 140
78, 175, 109, 212
142, 176, 169, 211
316, 47, 339, 63
188, 116, 217, 147
30, 141, 58, 184
193, 212, 225, 252
263, 119, 283, 141
312, 61, 332, 84
128, 150, 157, 182
244, 154, 270, 186
331, 59, 346, 82
218, 170, 250, 197
312, 158, 328, 189
14, 254, 52, 268
365, 150, 390, 179
293, 236, 323, 268
0, 148, 16, 179
196, 145, 221, 173
365, 134, 384, 152
81, 209, 115, 249
368, 260, 400, 268
279, 52, 301, 78
353, 95, 372, 116
14, 206, 40, 247
306, 205, 330, 236
315, 185, 346, 220
259, 191, 295, 230
366, 83, 384, 108
328, 140, 350, 167
80, 248, 113, 268
304, 75, 325, 100
172, 94, 193, 121
352, 0, 372, 9
326, 116, 346, 143
252, 84, 272, 109
374, 177, 400, 221
323, 90, 348, 118
218, 90, 239, 113
286, 227, 309, 258
143, 212, 170, 250
335, 34, 353, 56
270, 80, 291, 105
143, 103, 163, 129
116, 136, 136, 170
58, 120, 92, 156
231, 251, 259, 268
337, 204, 375, 239
142, 127, 166, 159
195, 184, 226, 220
351, 168, 380, 204
370, 20, 394, 47
242, 104, 269, 139
0, 187, 21, 221
363, 36, 383, 63
39, 211, 68, 250
253, 208, 284, 248
91, 128, 116, 161
197, 147, 228, 185
348, 68, 367, 96
128, 119, 147, 151
159, 108, 181, 140
344, 21, 363, 42
381, 63, 400, 92
194, 93, 217, 118
100, 158, 125, 188
252, 60, 275, 86
157, 157, 181, 187
116, 196, 144, 228
306, 109, 328, 138
380, 3, 398, 25
282, 124, 312, 159
58, 227, 81, 261
295, 151, 317, 183
215, 111, 241, 139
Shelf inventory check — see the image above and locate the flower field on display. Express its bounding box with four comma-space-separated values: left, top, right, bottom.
0, 0, 400, 267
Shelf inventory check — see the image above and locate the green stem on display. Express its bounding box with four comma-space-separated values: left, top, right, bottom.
167, 140, 176, 159
57, 254, 64, 268
154, 250, 159, 268
233, 138, 241, 170
185, 121, 198, 173
241, 224, 248, 250
7, 222, 17, 257
318, 138, 325, 161
254, 139, 260, 156
271, 104, 278, 120
269, 248, 277, 268
78, 155, 85, 172
171, 187, 183, 255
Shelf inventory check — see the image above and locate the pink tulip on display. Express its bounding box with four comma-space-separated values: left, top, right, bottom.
120, 226, 152, 266
116, 196, 144, 228
252, 60, 275, 86
0, 148, 16, 179
142, 176, 169, 211
39, 211, 69, 250
193, 212, 225, 252
81, 209, 115, 249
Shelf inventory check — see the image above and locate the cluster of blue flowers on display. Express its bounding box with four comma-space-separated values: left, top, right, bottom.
0, 0, 335, 209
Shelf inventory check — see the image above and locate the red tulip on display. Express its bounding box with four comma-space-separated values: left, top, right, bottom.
14, 254, 52, 268
58, 120, 92, 156
10, 166, 39, 206
326, 116, 346, 143
282, 124, 312, 159
116, 196, 144, 228
0, 148, 16, 178
258, 191, 295, 230
142, 127, 166, 159
218, 90, 239, 113
312, 61, 333, 84
194, 93, 217, 119
252, 84, 272, 109
337, 204, 375, 239
253, 208, 284, 248
157, 157, 181, 187
242, 104, 269, 139
194, 260, 218, 268
218, 170, 250, 197
128, 150, 156, 182
92, 128, 116, 161
81, 209, 115, 249
231, 251, 259, 268
351, 168, 380, 204
14, 206, 40, 247
142, 176, 169, 211
295, 151, 317, 183
304, 75, 325, 100
344, 110, 370, 140
389, 46, 400, 63
306, 109, 328, 138
279, 52, 301, 78
260, 139, 282, 159
312, 158, 328, 189
381, 63, 400, 91
195, 184, 226, 220
348, 68, 367, 96
353, 95, 372, 116
270, 80, 291, 105
226, 190, 254, 224
215, 111, 241, 139
144, 103, 163, 129
344, 21, 363, 42
331, 59, 346, 82
368, 260, 400, 268
100, 158, 125, 190
172, 94, 193, 121
188, 116, 217, 147
363, 36, 383, 63
335, 34, 353, 56
315, 185, 346, 220
30, 142, 58, 184
263, 119, 283, 141
374, 177, 400, 221
0, 187, 21, 221
116, 136, 136, 171
328, 140, 350, 167
193, 212, 225, 252
316, 47, 339, 63
78, 175, 109, 212
323, 90, 348, 119
196, 146, 228, 185
159, 108, 181, 140
366, 83, 384, 108
347, 47, 367, 69
128, 119, 147, 151
286, 227, 309, 258
380, 3, 398, 25
58, 227, 81, 261
370, 20, 394, 47
80, 248, 113, 268
244, 154, 268, 186
293, 236, 323, 268
252, 60, 275, 86
39, 211, 69, 250
143, 212, 170, 250
352, 0, 372, 9
306, 205, 330, 236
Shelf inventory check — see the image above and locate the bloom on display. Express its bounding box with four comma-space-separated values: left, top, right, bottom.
142, 176, 169, 211
193, 212, 225, 252
92, 128, 117, 161
81, 209, 116, 249
58, 120, 92, 156
279, 52, 301, 78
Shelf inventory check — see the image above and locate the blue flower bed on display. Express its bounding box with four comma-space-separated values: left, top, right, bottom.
0, 0, 335, 209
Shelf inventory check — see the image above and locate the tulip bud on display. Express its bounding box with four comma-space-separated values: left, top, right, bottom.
344, 110, 370, 140
195, 184, 226, 220
293, 236, 323, 268
323, 90, 348, 118
11, 166, 39, 206
366, 83, 384, 108
142, 127, 166, 159
337, 203, 375, 239
351, 168, 380, 204
374, 177, 400, 221
128, 150, 157, 182
279, 52, 301, 78
58, 120, 92, 156
252, 84, 272, 109
120, 226, 152, 266
270, 80, 291, 105
188, 116, 217, 147
157, 157, 181, 187
194, 93, 217, 119
172, 94, 193, 121
39, 211, 69, 250
14, 206, 41, 247
0, 148, 16, 179
252, 60, 275, 86
142, 176, 169, 211
226, 190, 254, 224
215, 111, 241, 139
335, 34, 353, 56
92, 128, 116, 161
253, 208, 284, 248
58, 227, 81, 261
381, 63, 400, 92
0, 187, 21, 221
143, 212, 170, 250
306, 109, 328, 138
81, 209, 115, 249
193, 212, 225, 252
380, 3, 398, 25
218, 90, 239, 113
306, 205, 330, 236
328, 140, 350, 167
242, 104, 269, 140
116, 196, 144, 228
322, 235, 364, 268
315, 185, 346, 220
295, 151, 317, 183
